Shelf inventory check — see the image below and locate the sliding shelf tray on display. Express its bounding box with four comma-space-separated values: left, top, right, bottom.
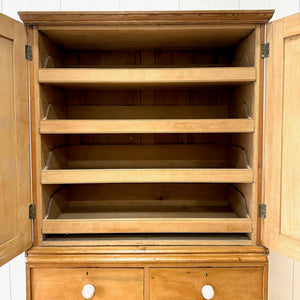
41, 144, 253, 184
38, 67, 255, 88
42, 184, 252, 235
40, 104, 254, 134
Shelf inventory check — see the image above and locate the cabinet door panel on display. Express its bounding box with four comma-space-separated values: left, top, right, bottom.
0, 13, 31, 266
264, 12, 300, 261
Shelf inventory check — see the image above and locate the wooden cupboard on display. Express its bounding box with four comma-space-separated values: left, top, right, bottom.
0, 9, 299, 299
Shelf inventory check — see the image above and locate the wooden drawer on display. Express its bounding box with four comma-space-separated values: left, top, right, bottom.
150, 267, 264, 300
30, 268, 143, 300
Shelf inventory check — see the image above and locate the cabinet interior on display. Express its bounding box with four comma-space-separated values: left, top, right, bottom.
36, 24, 259, 245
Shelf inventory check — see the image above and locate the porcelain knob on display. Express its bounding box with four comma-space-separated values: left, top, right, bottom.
201, 284, 215, 299
82, 284, 95, 299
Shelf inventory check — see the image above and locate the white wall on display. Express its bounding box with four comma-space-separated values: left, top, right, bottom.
0, 254, 26, 300
0, 0, 299, 21
0, 1, 299, 300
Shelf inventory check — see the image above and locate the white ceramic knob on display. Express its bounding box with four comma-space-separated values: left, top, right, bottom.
201, 285, 215, 300
82, 284, 95, 299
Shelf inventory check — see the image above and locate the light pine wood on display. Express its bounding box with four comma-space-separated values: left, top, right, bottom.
38, 67, 256, 88
34, 25, 255, 51
280, 34, 300, 241
40, 119, 254, 134
30, 26, 44, 246
54, 183, 239, 207
38, 31, 64, 68
41, 169, 253, 184
0, 10, 276, 299
42, 144, 253, 184
26, 246, 268, 300
0, 14, 31, 267
19, 11, 274, 26
42, 218, 252, 234
50, 105, 230, 119
42, 235, 252, 247
25, 245, 268, 266
46, 144, 249, 169
42, 183, 250, 235
26, 245, 268, 256
31, 268, 143, 300
246, 25, 263, 244
256, 24, 266, 245
150, 267, 264, 300
25, 11, 266, 251
264, 12, 300, 262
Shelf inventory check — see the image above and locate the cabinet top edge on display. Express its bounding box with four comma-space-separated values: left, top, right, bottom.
18, 10, 274, 26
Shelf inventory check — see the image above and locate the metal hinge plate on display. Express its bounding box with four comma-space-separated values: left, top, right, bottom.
259, 203, 266, 219
29, 204, 36, 219
261, 42, 270, 58
25, 45, 32, 61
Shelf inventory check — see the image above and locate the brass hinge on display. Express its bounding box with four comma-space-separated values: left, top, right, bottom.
25, 45, 32, 61
261, 42, 270, 58
259, 203, 266, 219
29, 204, 36, 219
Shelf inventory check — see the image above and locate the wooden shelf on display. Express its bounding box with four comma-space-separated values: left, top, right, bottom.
42, 183, 252, 234
41, 104, 253, 134
40, 119, 254, 134
41, 144, 252, 184
38, 67, 256, 88
41, 168, 252, 184
42, 217, 252, 234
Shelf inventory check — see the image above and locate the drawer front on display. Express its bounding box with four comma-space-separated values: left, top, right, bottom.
150, 267, 264, 300
31, 268, 143, 300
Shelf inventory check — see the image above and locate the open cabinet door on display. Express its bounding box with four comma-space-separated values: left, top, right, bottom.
264, 12, 300, 261
0, 14, 31, 266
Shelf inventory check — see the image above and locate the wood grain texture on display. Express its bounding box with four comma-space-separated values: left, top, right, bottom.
38, 67, 256, 88
45, 144, 250, 169
150, 267, 264, 300
42, 235, 253, 247
264, 12, 300, 261
18, 10, 274, 26
41, 169, 253, 184
35, 25, 255, 50
280, 33, 300, 241
256, 24, 265, 245
42, 218, 252, 234
30, 11, 263, 251
247, 25, 263, 245
25, 245, 268, 266
63, 105, 230, 119
30, 26, 44, 246
31, 268, 143, 300
27, 245, 268, 256
0, 13, 31, 267
40, 119, 254, 134
42, 182, 251, 236
26, 246, 268, 299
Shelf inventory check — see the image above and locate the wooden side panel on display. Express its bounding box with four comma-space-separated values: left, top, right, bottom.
264, 12, 300, 261
31, 268, 143, 300
0, 14, 31, 266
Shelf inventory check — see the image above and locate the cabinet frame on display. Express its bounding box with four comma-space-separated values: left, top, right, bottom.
21, 12, 269, 247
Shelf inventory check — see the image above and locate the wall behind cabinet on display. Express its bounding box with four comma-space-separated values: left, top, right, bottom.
0, 1, 299, 300
0, 0, 299, 21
